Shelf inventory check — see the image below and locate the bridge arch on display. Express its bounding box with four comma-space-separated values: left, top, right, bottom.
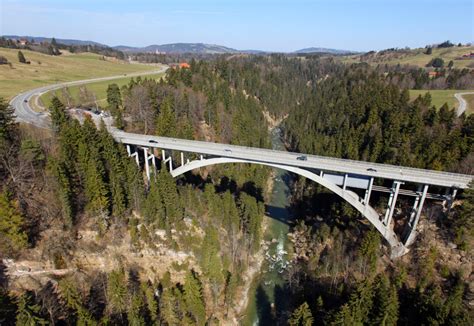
170, 156, 407, 257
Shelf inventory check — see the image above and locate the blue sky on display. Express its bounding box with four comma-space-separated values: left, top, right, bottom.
1, 0, 472, 52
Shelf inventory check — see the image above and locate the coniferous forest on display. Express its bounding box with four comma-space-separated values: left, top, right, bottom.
1, 54, 473, 325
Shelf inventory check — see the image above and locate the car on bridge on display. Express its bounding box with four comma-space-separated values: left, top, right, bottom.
149, 140, 158, 144
367, 168, 377, 172
297, 155, 307, 161
224, 148, 232, 153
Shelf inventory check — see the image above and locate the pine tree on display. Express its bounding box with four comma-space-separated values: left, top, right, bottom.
331, 279, 375, 325
443, 276, 472, 325
106, 269, 128, 315
49, 96, 68, 134
453, 183, 474, 250
184, 271, 206, 325
142, 177, 165, 227
106, 84, 124, 128
58, 277, 96, 325
160, 288, 179, 325
0, 97, 16, 141
48, 159, 74, 226
369, 275, 399, 326
289, 302, 314, 326
15, 293, 47, 326
358, 229, 381, 275
156, 96, 176, 137
140, 282, 158, 323
0, 190, 28, 256
127, 294, 146, 326
17, 51, 26, 64
156, 165, 182, 229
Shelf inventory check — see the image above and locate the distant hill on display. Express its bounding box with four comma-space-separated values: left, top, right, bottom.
3, 35, 358, 55
294, 47, 354, 54
114, 43, 239, 54
343, 45, 474, 70
2, 35, 106, 47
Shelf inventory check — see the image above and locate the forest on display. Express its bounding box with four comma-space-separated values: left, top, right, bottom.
1, 53, 473, 325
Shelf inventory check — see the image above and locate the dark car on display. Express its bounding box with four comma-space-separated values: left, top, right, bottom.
367, 168, 377, 172
149, 140, 158, 144
23, 99, 28, 103
297, 155, 307, 161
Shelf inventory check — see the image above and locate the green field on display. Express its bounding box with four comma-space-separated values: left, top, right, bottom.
0, 48, 160, 100
39, 72, 165, 109
343, 46, 474, 69
409, 89, 474, 114
462, 93, 474, 115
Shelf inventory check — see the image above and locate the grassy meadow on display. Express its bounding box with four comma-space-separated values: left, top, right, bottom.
409, 89, 474, 114
0, 48, 159, 100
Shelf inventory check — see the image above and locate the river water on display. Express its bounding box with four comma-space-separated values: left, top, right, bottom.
244, 127, 294, 325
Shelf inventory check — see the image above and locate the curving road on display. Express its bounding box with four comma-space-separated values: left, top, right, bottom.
455, 92, 474, 116
9, 66, 168, 129
9, 67, 473, 190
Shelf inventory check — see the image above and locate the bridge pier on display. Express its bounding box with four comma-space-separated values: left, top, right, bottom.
143, 147, 157, 181
404, 184, 429, 246
127, 144, 140, 166
364, 177, 374, 205
384, 181, 402, 226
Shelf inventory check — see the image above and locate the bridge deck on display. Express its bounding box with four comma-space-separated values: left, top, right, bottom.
112, 131, 472, 189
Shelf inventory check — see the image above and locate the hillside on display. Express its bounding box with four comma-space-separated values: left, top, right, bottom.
0, 48, 159, 100
343, 45, 474, 69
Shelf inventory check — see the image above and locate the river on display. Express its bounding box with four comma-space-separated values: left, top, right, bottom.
244, 126, 295, 325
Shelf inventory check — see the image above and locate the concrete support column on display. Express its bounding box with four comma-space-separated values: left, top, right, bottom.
407, 185, 422, 226
320, 170, 324, 178
200, 154, 203, 160
126, 144, 131, 156
343, 173, 348, 190
168, 156, 173, 172
181, 152, 184, 166
364, 177, 374, 205
144, 148, 150, 181
405, 184, 429, 246
384, 181, 402, 226
162, 150, 166, 161
448, 188, 458, 211
150, 148, 156, 169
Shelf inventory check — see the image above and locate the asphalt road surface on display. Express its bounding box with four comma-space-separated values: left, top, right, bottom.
455, 92, 474, 116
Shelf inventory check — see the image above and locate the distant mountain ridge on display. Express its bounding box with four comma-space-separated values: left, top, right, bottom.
114, 43, 239, 54
2, 35, 354, 54
2, 35, 107, 47
294, 47, 354, 54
